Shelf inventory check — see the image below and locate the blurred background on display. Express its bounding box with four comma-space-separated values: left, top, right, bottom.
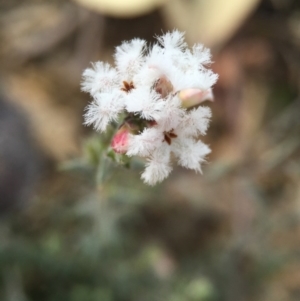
0, 0, 300, 300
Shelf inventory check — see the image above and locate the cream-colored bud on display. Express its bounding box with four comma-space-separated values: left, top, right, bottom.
179, 88, 213, 109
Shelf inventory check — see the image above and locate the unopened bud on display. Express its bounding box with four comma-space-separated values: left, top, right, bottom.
111, 119, 141, 154
154, 76, 174, 98
111, 123, 133, 154
179, 88, 213, 109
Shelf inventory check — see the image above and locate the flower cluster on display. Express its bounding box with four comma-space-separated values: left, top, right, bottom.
82, 31, 218, 185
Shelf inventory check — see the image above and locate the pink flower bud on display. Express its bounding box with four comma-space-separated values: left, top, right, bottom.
179, 88, 213, 109
111, 125, 130, 154
111, 120, 140, 154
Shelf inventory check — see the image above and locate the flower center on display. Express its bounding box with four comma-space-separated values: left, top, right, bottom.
121, 81, 135, 93
163, 129, 177, 145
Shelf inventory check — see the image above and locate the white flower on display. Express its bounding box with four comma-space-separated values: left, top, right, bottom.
141, 148, 173, 186
84, 91, 124, 132
81, 62, 119, 97
127, 106, 212, 185
81, 30, 218, 185
114, 38, 146, 80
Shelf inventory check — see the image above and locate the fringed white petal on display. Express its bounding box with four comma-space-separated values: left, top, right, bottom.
125, 89, 165, 120
179, 106, 212, 137
156, 30, 187, 51
155, 96, 184, 131
81, 62, 119, 96
141, 147, 172, 185
191, 44, 212, 67
173, 138, 211, 172
127, 127, 163, 157
114, 38, 146, 79
84, 92, 124, 132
